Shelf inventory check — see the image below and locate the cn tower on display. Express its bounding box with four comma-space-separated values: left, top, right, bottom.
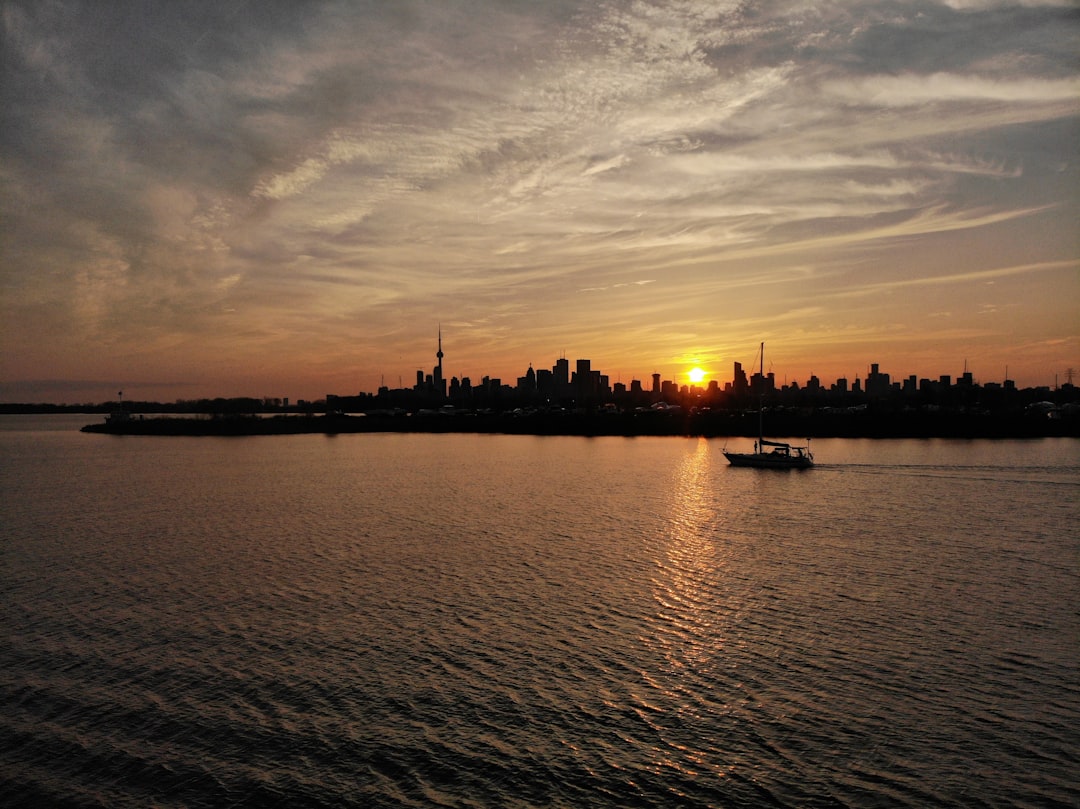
435, 325, 445, 397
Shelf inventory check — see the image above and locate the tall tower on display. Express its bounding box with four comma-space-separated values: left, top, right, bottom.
434, 325, 446, 397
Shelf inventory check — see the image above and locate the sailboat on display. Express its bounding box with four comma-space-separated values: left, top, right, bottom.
722, 343, 814, 469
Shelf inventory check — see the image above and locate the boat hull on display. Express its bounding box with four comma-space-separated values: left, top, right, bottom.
723, 450, 813, 469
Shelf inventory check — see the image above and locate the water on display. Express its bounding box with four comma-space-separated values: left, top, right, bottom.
2, 415, 1078, 808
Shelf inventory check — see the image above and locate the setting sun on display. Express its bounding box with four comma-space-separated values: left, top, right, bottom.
688, 367, 706, 384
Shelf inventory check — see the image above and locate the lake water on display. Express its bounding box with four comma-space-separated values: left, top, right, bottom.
2, 415, 1078, 808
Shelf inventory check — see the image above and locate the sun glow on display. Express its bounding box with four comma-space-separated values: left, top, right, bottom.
688, 367, 706, 384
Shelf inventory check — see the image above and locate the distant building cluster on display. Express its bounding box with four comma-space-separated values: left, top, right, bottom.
326, 334, 1076, 416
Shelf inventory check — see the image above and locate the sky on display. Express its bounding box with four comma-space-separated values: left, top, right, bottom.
2, 0, 1078, 403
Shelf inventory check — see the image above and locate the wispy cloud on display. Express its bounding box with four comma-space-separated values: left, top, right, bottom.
824, 73, 1080, 105
823, 258, 1078, 299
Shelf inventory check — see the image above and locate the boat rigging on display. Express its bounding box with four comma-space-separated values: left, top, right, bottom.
722, 342, 814, 469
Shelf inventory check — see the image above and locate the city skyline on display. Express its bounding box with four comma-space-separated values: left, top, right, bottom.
394, 336, 1057, 402
2, 1, 1078, 403
7, 325, 1070, 406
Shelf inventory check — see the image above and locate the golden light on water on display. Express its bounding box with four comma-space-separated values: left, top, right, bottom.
656, 439, 719, 647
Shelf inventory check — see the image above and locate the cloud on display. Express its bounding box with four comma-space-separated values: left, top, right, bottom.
824, 73, 1080, 106
825, 258, 1078, 300
941, 0, 1074, 9
1, 0, 1077, 397
580, 279, 657, 293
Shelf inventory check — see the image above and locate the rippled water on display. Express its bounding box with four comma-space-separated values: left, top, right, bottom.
2, 416, 1078, 807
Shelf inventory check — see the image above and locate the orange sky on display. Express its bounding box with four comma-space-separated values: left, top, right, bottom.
2, 1, 1077, 402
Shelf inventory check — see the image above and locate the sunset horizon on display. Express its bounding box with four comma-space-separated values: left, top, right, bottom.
1, 333, 1074, 403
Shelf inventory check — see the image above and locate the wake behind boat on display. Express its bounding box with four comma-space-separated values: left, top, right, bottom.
723, 342, 814, 469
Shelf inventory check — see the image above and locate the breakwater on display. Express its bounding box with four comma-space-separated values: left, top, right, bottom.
81, 407, 1077, 438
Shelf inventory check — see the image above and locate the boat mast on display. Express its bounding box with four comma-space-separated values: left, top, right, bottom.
758, 342, 764, 450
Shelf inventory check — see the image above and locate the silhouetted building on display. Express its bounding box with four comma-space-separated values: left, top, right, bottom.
733, 362, 748, 395
749, 371, 773, 396
867, 363, 891, 398
518, 365, 537, 395
597, 372, 609, 398
554, 357, 570, 397
575, 359, 594, 402
536, 368, 553, 397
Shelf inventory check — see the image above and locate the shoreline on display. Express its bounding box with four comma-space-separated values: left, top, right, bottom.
80, 411, 1078, 439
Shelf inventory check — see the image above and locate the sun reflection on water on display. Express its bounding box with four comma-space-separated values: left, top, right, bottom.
633, 438, 740, 782
653, 438, 723, 667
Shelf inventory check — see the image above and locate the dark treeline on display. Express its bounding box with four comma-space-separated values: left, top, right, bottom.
0, 398, 304, 415
78, 403, 1079, 439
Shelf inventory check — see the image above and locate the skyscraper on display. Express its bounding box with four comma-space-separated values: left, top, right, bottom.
434, 326, 446, 397
554, 357, 569, 396
575, 359, 593, 401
